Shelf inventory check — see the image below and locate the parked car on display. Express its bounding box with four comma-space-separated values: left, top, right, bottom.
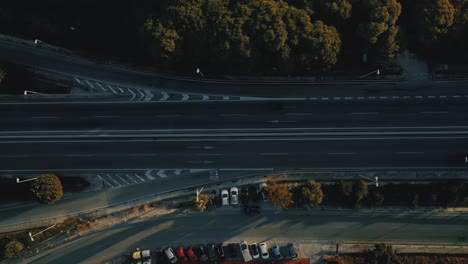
239, 241, 253, 262
208, 243, 217, 261
288, 243, 298, 259
187, 247, 198, 262
258, 183, 268, 202
241, 187, 249, 204
221, 189, 229, 206
272, 245, 283, 260
244, 205, 261, 215
196, 244, 208, 261
216, 243, 225, 259
230, 187, 239, 205
228, 243, 237, 258
164, 247, 178, 264
250, 243, 260, 259
177, 247, 188, 263
131, 248, 151, 264
258, 242, 269, 259
156, 248, 165, 264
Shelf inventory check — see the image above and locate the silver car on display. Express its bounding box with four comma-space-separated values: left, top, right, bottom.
230, 187, 238, 205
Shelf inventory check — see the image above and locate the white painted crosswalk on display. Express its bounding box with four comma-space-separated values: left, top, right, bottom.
97, 169, 189, 189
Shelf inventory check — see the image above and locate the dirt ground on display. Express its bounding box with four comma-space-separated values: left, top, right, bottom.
324, 254, 468, 264
222, 258, 310, 264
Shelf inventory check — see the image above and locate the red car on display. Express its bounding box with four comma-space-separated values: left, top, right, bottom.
187, 247, 198, 261
177, 246, 189, 263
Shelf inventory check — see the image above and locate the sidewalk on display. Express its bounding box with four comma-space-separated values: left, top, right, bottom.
1, 169, 468, 233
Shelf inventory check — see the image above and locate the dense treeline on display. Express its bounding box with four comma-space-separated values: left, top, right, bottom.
0, 0, 466, 75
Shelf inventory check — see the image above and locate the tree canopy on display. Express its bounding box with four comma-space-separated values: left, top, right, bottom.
300, 180, 324, 207
4, 240, 24, 259
30, 174, 63, 204
421, 0, 455, 39
266, 180, 293, 209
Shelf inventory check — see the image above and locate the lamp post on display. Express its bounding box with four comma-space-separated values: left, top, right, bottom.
196, 187, 204, 202
24, 90, 45, 95
359, 69, 380, 79
196, 68, 205, 78
29, 224, 57, 241
16, 177, 38, 184
359, 175, 379, 187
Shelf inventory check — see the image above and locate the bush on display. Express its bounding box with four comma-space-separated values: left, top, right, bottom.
194, 194, 210, 212
363, 243, 400, 264
353, 180, 369, 208
4, 240, 24, 259
30, 174, 63, 204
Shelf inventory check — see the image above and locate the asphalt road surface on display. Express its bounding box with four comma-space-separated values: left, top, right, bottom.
23, 209, 468, 264
1, 38, 468, 98
1, 100, 468, 172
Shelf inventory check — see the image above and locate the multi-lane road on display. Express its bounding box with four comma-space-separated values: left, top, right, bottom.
1, 100, 468, 172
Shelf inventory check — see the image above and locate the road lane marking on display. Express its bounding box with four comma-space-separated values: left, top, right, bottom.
73, 77, 82, 85
160, 92, 169, 101
154, 114, 182, 117
327, 152, 356, 155
419, 111, 448, 114
220, 114, 248, 116
202, 95, 209, 101
351, 112, 379, 115
260, 153, 289, 155
84, 80, 95, 89
357, 97, 365, 99
128, 153, 158, 156
344, 97, 353, 100
66, 154, 94, 157
285, 113, 311, 116
333, 97, 341, 100
195, 153, 224, 156
0, 155, 29, 157
94, 115, 120, 118
395, 152, 425, 154
32, 116, 57, 119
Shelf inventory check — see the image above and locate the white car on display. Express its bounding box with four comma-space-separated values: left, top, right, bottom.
239, 241, 252, 262
221, 189, 229, 206
258, 183, 268, 202
258, 242, 269, 259
230, 187, 238, 205
165, 247, 178, 263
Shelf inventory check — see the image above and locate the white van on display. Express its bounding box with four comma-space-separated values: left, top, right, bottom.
239, 241, 253, 262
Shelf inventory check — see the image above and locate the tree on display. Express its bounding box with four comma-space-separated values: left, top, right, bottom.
194, 193, 210, 212
300, 180, 324, 207
303, 0, 352, 22
353, 180, 369, 207
266, 180, 293, 209
337, 181, 353, 206
0, 68, 5, 87
4, 240, 24, 259
30, 174, 63, 204
368, 189, 385, 206
364, 243, 401, 264
421, 0, 455, 40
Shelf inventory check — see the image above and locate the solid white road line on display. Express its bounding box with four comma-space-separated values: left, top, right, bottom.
66, 154, 93, 157
260, 153, 289, 155
195, 153, 224, 156
327, 152, 356, 155
285, 113, 312, 116
395, 152, 425, 154
154, 114, 182, 117
73, 77, 82, 85
220, 114, 248, 116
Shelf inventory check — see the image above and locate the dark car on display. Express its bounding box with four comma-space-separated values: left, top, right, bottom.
196, 244, 209, 261
244, 205, 261, 214
240, 188, 249, 204
228, 243, 237, 258
156, 248, 166, 264
208, 243, 217, 261
215, 243, 225, 259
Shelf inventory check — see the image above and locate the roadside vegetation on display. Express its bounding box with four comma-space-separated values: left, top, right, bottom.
0, 0, 465, 76
263, 179, 468, 209
30, 174, 63, 204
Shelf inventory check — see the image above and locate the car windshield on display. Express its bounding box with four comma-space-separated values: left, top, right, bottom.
241, 244, 247, 250
231, 191, 237, 195
222, 194, 228, 198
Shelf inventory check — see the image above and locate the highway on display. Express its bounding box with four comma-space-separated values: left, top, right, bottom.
23, 209, 468, 264
1, 38, 468, 99
1, 100, 468, 172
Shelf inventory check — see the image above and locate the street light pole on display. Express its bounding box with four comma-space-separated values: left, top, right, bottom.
359, 69, 380, 79
29, 224, 57, 241
196, 187, 204, 202
16, 177, 38, 184
24, 90, 45, 95
196, 68, 205, 78
359, 175, 379, 187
